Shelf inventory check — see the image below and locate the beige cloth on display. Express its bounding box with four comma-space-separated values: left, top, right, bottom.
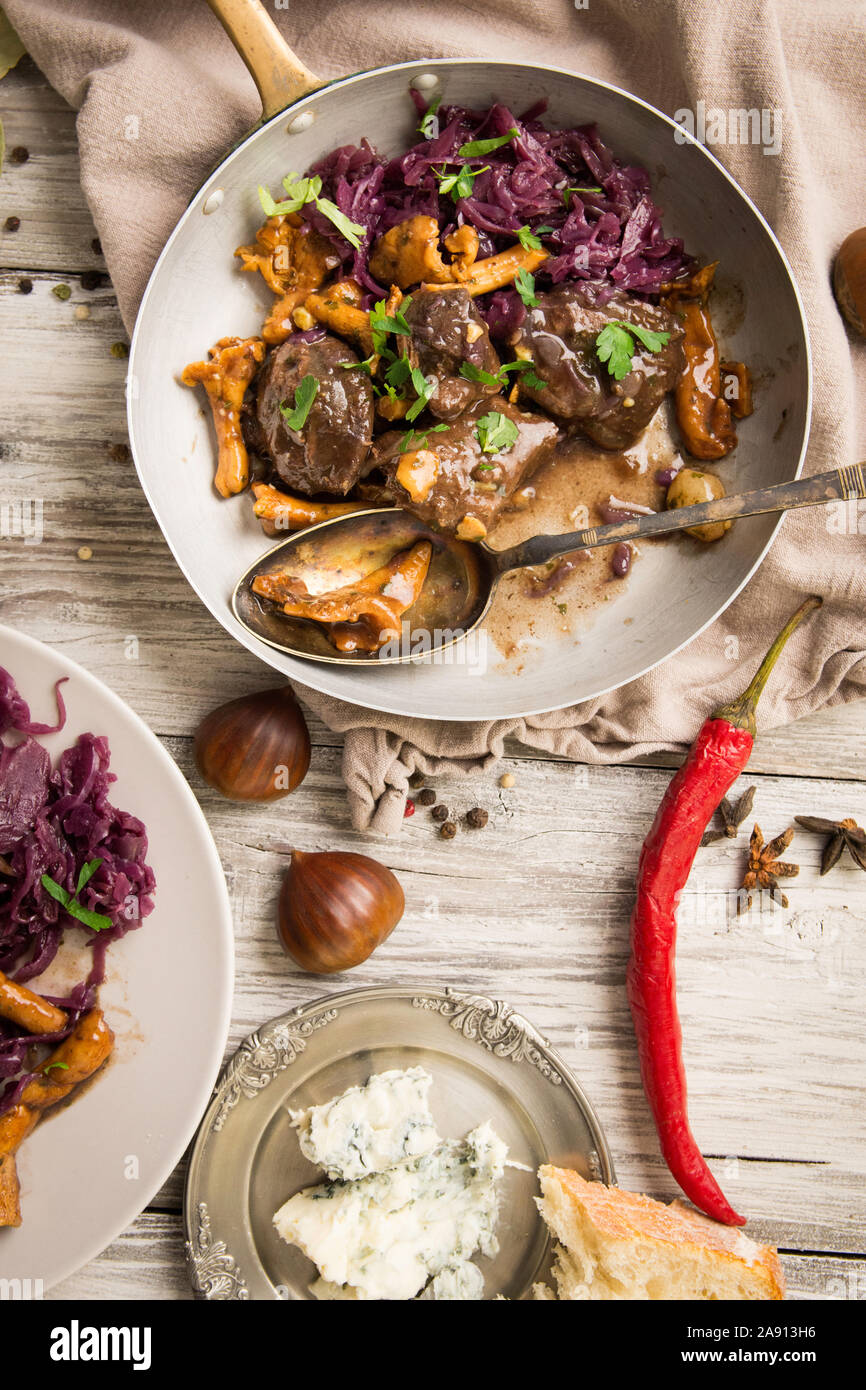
7, 0, 865, 832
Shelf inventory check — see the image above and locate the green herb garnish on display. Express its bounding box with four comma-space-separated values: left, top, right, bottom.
384, 354, 413, 390
459, 359, 548, 392
595, 321, 671, 381
563, 185, 602, 204
44, 1062, 70, 1074
516, 225, 543, 251
434, 164, 490, 203
399, 423, 450, 453
405, 368, 437, 423
369, 296, 413, 354
475, 411, 519, 455
457, 127, 519, 158
417, 92, 442, 139
458, 362, 503, 388
340, 355, 377, 377
514, 268, 540, 308
40, 858, 112, 932
279, 374, 319, 430
258, 173, 366, 249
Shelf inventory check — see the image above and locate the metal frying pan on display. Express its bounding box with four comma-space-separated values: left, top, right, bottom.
127, 0, 811, 721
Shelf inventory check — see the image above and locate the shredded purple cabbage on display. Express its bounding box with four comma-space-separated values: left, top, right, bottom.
0, 667, 156, 1115
305, 97, 691, 316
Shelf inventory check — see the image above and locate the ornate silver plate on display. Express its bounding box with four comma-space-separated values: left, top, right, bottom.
184, 985, 613, 1301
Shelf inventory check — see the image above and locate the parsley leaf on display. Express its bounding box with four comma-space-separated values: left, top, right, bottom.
77, 857, 103, 894
405, 368, 437, 422
384, 354, 413, 389
475, 411, 519, 454
459, 359, 548, 392
417, 92, 442, 139
459, 362, 504, 388
399, 423, 450, 453
517, 225, 543, 251
257, 174, 366, 249
434, 164, 490, 203
369, 297, 413, 354
41, 861, 113, 933
257, 173, 320, 216
595, 320, 671, 381
627, 322, 672, 354
340, 355, 377, 377
312, 197, 366, 250
514, 267, 540, 308
562, 185, 602, 205
279, 374, 319, 430
458, 127, 519, 157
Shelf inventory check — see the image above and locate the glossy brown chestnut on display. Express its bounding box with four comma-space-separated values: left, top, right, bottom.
278, 849, 405, 973
833, 227, 866, 337
194, 686, 310, 801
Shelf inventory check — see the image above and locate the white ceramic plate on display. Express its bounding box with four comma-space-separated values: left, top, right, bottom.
128, 58, 811, 721
0, 626, 233, 1292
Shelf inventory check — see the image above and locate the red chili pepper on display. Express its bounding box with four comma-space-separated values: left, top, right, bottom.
627, 596, 822, 1226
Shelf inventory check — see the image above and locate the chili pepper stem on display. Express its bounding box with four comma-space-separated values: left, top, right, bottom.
712, 595, 822, 736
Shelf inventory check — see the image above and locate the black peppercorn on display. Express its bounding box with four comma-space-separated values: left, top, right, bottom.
466, 807, 488, 829
80, 269, 103, 291
417, 788, 436, 806
4, 216, 20, 232
108, 442, 131, 463
10, 146, 29, 165
439, 821, 457, 839
17, 277, 33, 295
409, 771, 426, 789
431, 804, 449, 822
91, 237, 103, 256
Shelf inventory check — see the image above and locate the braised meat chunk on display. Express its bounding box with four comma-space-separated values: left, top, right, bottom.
404, 287, 502, 421
510, 286, 684, 450
364, 397, 558, 540
255, 333, 375, 495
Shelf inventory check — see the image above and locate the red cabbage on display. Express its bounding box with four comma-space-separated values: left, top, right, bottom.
0, 667, 156, 1115
305, 96, 691, 316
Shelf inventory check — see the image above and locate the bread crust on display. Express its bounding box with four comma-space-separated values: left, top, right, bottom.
537, 1166, 785, 1301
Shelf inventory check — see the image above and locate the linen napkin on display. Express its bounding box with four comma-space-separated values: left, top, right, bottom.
4, 0, 864, 831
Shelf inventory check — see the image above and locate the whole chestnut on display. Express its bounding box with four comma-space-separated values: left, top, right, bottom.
278, 849, 404, 973
833, 227, 866, 337
194, 686, 310, 802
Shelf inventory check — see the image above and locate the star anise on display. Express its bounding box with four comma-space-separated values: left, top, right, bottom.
794, 816, 866, 875
738, 824, 799, 913
701, 784, 757, 846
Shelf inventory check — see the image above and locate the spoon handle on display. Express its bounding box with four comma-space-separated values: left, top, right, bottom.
490, 464, 866, 574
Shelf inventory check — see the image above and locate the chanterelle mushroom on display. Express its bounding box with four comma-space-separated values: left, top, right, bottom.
181, 336, 265, 497
235, 214, 341, 297
369, 215, 479, 288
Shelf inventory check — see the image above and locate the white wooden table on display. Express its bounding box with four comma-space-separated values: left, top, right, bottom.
1, 57, 865, 1302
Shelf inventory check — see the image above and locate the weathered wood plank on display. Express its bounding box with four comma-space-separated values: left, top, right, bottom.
44, 1209, 865, 1301
0, 59, 102, 274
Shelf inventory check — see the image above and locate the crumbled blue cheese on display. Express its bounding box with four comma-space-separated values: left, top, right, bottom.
274, 1121, 507, 1301
289, 1066, 438, 1182
421, 1260, 485, 1301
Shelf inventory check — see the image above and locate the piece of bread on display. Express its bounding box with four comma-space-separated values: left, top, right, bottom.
536, 1166, 785, 1300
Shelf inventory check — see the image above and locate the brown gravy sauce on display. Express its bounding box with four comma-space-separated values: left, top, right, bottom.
483, 401, 685, 668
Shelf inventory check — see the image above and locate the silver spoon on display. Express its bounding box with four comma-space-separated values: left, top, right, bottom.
232, 463, 866, 665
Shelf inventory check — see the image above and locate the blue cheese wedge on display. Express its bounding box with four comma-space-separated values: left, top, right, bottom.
274, 1122, 507, 1300
289, 1066, 439, 1182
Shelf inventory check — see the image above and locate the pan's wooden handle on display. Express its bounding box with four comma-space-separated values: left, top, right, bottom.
206, 0, 323, 117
